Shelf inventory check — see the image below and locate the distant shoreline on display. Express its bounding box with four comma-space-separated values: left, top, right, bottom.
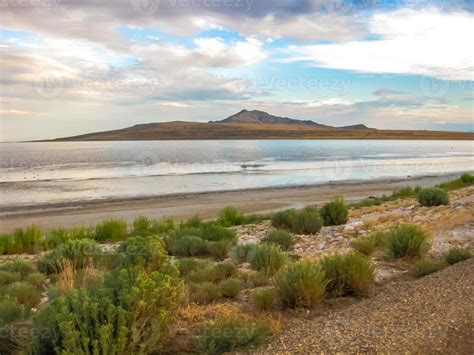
0, 172, 470, 233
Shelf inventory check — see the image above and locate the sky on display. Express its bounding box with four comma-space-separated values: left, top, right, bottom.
0, 0, 473, 141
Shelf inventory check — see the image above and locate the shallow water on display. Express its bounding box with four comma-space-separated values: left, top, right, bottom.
0, 140, 472, 208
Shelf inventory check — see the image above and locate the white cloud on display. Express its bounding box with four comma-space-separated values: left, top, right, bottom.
286, 8, 474, 81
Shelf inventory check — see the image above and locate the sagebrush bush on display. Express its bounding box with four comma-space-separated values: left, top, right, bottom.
444, 247, 472, 265
0, 271, 22, 287
195, 312, 271, 354
94, 218, 128, 241
252, 288, 276, 312
190, 282, 222, 304
271, 209, 297, 229
206, 239, 232, 260
5, 281, 42, 308
218, 207, 244, 227
437, 173, 474, 191
118, 235, 167, 270
185, 261, 236, 284
32, 264, 183, 354
150, 218, 175, 234
416, 187, 449, 207
320, 197, 349, 226
37, 239, 102, 274
132, 216, 151, 233
291, 208, 324, 234
1, 226, 42, 254
170, 235, 208, 257
24, 272, 47, 288
0, 299, 23, 325
386, 224, 431, 259
241, 270, 270, 288
249, 243, 287, 276
229, 243, 257, 263
177, 257, 211, 277
261, 230, 295, 251
320, 252, 376, 297
351, 232, 388, 256
179, 215, 203, 229
0, 258, 34, 277
274, 260, 326, 308
412, 259, 445, 278
219, 278, 244, 298
199, 224, 236, 242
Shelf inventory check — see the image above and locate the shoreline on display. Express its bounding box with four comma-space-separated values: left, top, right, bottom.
0, 172, 467, 233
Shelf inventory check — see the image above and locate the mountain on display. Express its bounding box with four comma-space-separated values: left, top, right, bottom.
211, 109, 371, 130
45, 110, 474, 141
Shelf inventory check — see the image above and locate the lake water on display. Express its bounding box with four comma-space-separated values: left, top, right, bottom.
0, 140, 472, 208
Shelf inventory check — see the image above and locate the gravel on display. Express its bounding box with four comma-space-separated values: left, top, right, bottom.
257, 258, 474, 353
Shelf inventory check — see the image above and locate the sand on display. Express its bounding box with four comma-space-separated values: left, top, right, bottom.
0, 173, 466, 233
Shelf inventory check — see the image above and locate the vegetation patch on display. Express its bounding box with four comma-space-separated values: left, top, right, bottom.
249, 243, 287, 276
320, 197, 349, 226
94, 218, 128, 241
261, 229, 295, 251
252, 288, 276, 312
437, 173, 474, 191
412, 259, 446, 278
386, 224, 432, 259
417, 187, 449, 207
444, 247, 472, 265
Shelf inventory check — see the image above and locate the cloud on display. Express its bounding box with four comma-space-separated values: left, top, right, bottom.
285, 8, 474, 80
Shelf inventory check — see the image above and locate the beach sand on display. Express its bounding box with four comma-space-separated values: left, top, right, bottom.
0, 173, 466, 233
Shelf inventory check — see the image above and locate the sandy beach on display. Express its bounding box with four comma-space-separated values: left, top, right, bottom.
0, 173, 466, 233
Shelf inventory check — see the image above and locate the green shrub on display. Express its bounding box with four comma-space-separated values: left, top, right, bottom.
37, 239, 102, 274
199, 224, 236, 242
32, 263, 183, 354
417, 187, 449, 207
230, 243, 257, 263
249, 243, 287, 276
118, 235, 167, 270
180, 215, 203, 229
274, 260, 327, 308
320, 197, 349, 226
320, 252, 376, 297
206, 240, 232, 260
94, 218, 128, 242
150, 218, 175, 234
437, 173, 474, 191
3, 226, 43, 254
211, 261, 237, 282
252, 288, 276, 312
5, 281, 41, 307
0, 235, 11, 255
444, 247, 472, 265
25, 272, 47, 288
177, 257, 211, 277
184, 261, 236, 285
291, 208, 324, 234
412, 259, 445, 278
0, 258, 34, 277
262, 230, 295, 251
351, 232, 387, 256
0, 299, 23, 325
271, 209, 297, 229
219, 278, 244, 299
195, 313, 271, 354
218, 207, 244, 227
241, 270, 270, 288
41, 226, 93, 250
0, 271, 22, 287
132, 216, 151, 233
170, 236, 208, 257
190, 282, 222, 304
386, 224, 431, 259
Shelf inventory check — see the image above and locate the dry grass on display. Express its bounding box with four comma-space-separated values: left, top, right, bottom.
56, 259, 103, 295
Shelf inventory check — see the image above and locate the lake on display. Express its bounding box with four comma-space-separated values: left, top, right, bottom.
0, 140, 472, 208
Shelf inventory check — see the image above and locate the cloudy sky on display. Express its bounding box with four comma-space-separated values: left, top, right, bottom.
0, 0, 473, 141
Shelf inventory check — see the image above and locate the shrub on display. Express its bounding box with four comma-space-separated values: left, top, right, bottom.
274, 260, 327, 308
218, 207, 244, 227
150, 218, 175, 234
320, 197, 349, 226
444, 247, 472, 265
32, 265, 183, 354
320, 252, 376, 297
5, 281, 41, 307
252, 288, 275, 312
219, 278, 244, 298
271, 209, 297, 229
132, 216, 151, 233
291, 208, 323, 234
0, 234, 11, 255
0, 271, 22, 287
249, 243, 287, 276
177, 257, 211, 277
25, 272, 47, 288
351, 232, 387, 256
0, 299, 23, 325
170, 236, 208, 257
229, 243, 257, 263
412, 259, 445, 278
184, 261, 236, 285
118, 235, 167, 270
386, 224, 431, 259
199, 224, 236, 242
37, 239, 102, 274
0, 258, 34, 277
3, 226, 42, 254
241, 270, 270, 288
206, 240, 232, 260
262, 230, 295, 251
437, 173, 474, 191
195, 312, 271, 354
41, 227, 93, 250
180, 215, 203, 229
190, 282, 222, 304
211, 261, 237, 282
94, 218, 128, 242
417, 187, 449, 207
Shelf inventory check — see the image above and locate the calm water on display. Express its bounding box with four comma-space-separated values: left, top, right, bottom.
0, 140, 472, 208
